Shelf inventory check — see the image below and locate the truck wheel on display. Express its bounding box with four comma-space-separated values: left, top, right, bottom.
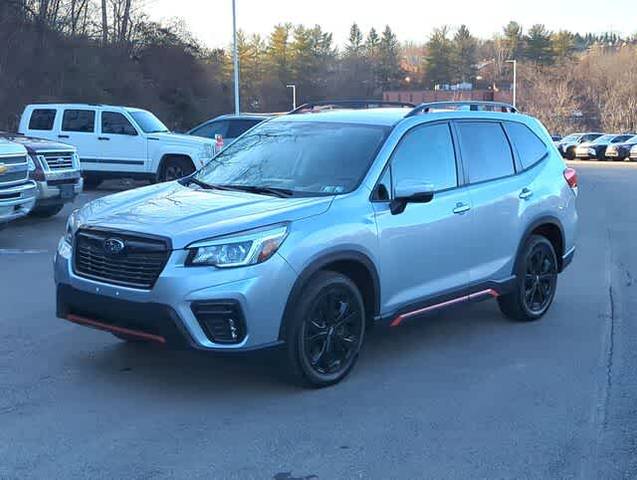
498, 235, 558, 322
83, 177, 102, 190
29, 204, 65, 218
285, 271, 366, 388
160, 157, 195, 182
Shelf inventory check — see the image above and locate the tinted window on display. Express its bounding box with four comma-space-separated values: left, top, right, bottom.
506, 122, 547, 169
190, 120, 229, 139
456, 122, 514, 183
28, 109, 56, 131
102, 112, 137, 135
195, 121, 388, 195
391, 123, 457, 191
62, 110, 95, 133
227, 119, 262, 138
613, 135, 633, 143
581, 134, 602, 142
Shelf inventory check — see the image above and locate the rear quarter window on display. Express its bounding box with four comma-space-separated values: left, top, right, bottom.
505, 122, 548, 170
28, 109, 57, 130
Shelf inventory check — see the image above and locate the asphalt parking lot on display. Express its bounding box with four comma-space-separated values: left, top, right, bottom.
1, 162, 636, 480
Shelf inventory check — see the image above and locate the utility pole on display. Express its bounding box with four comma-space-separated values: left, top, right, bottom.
232, 0, 240, 114
506, 59, 517, 108
286, 85, 297, 110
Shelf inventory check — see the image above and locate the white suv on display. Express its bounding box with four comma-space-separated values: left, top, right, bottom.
19, 104, 216, 187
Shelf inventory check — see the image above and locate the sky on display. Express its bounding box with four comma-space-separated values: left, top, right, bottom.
147, 0, 636, 49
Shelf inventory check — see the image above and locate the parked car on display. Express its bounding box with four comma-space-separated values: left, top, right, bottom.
187, 114, 271, 147
557, 132, 604, 160
605, 135, 637, 161
288, 100, 415, 114
0, 139, 37, 228
0, 132, 82, 217
551, 135, 562, 145
574, 133, 635, 161
19, 104, 217, 187
55, 101, 578, 387
631, 144, 637, 162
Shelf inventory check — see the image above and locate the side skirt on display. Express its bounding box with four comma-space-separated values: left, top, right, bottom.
378, 276, 517, 328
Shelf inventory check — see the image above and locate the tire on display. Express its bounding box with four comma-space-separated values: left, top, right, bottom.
83, 177, 102, 190
565, 148, 575, 160
498, 235, 559, 322
28, 204, 65, 218
160, 157, 195, 182
285, 271, 366, 388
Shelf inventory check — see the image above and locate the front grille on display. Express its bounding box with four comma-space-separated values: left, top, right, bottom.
191, 301, 246, 344
73, 229, 170, 289
42, 151, 74, 170
0, 155, 28, 185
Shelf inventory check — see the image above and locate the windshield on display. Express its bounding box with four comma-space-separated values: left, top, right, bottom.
129, 110, 169, 133
562, 134, 580, 142
194, 121, 389, 196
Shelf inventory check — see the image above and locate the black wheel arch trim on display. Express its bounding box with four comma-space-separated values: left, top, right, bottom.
278, 250, 381, 341
157, 154, 195, 180
514, 215, 566, 274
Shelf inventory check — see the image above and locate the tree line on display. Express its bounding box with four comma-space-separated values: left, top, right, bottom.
1, 0, 636, 133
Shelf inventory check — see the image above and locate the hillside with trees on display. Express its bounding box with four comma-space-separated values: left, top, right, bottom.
1, 1, 636, 133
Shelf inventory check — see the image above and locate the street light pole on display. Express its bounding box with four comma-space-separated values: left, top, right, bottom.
286, 84, 297, 110
506, 59, 517, 108
232, 0, 240, 115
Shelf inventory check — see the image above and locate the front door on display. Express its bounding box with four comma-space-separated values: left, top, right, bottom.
373, 122, 473, 316
97, 111, 148, 173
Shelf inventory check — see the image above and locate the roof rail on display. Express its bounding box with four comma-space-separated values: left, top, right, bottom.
289, 100, 415, 115
405, 101, 518, 117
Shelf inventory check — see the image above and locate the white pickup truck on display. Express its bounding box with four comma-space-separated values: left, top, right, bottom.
0, 139, 37, 228
19, 104, 216, 188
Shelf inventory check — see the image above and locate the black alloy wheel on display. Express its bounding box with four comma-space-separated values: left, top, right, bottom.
286, 271, 365, 387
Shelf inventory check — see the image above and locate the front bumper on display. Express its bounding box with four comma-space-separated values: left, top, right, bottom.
54, 238, 298, 351
35, 174, 83, 206
0, 181, 37, 224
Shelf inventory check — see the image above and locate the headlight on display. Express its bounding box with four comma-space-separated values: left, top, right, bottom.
27, 156, 36, 172
64, 208, 81, 245
588, 148, 595, 155
71, 152, 80, 168
186, 224, 289, 268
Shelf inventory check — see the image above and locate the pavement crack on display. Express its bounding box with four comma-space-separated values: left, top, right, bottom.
602, 284, 616, 429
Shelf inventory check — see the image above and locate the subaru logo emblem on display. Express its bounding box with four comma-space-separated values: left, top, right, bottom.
103, 238, 125, 255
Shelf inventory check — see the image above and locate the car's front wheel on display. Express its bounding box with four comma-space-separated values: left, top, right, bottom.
498, 235, 559, 322
160, 157, 195, 182
286, 271, 366, 388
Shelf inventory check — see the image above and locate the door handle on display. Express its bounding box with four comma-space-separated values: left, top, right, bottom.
519, 188, 534, 200
98, 136, 110, 141
58, 134, 69, 139
453, 202, 471, 215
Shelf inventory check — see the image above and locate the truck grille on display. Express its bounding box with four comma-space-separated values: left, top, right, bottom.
0, 155, 28, 186
73, 229, 171, 289
42, 151, 74, 170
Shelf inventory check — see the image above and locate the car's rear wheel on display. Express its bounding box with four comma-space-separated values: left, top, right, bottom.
160, 157, 195, 182
285, 271, 365, 388
28, 204, 65, 218
498, 235, 558, 322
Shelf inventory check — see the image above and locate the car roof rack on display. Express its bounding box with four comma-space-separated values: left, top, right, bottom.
289, 100, 415, 114
405, 101, 518, 117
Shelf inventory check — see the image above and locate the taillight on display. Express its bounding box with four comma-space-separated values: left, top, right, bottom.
564, 167, 577, 189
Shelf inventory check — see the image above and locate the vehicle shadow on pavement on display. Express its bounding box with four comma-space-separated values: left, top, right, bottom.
79, 299, 531, 396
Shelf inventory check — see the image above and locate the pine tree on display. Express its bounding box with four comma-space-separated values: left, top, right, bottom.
345, 23, 364, 57
451, 25, 477, 84
551, 30, 576, 61
378, 25, 402, 90
525, 24, 555, 65
502, 21, 523, 59
425, 26, 453, 87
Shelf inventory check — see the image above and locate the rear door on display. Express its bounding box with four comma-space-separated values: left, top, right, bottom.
59, 108, 100, 170
97, 110, 147, 173
22, 107, 58, 140
455, 120, 526, 286
373, 122, 473, 314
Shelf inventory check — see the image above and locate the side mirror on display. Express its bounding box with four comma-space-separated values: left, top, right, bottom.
390, 180, 434, 215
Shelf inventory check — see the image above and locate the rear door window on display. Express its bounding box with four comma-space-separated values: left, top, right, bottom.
456, 122, 515, 184
505, 122, 548, 169
28, 109, 57, 131
62, 109, 96, 133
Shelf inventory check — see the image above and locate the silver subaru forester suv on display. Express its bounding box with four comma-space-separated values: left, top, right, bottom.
55, 101, 578, 387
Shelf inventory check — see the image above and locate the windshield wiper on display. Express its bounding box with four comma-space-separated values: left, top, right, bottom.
219, 184, 296, 198
180, 176, 217, 190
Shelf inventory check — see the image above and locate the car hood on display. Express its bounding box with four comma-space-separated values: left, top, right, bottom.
77, 182, 334, 249
0, 132, 75, 154
149, 131, 214, 147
